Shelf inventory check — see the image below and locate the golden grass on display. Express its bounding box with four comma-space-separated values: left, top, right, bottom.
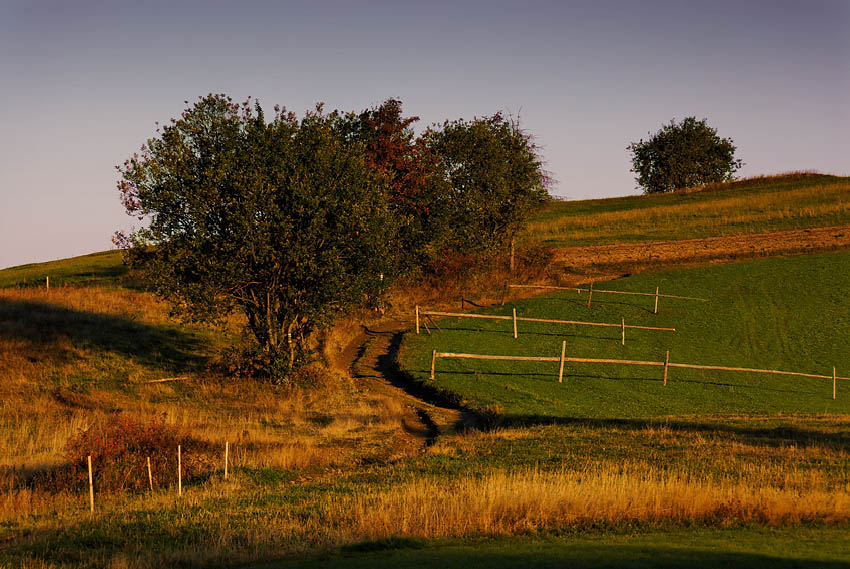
331, 466, 850, 540
526, 181, 850, 243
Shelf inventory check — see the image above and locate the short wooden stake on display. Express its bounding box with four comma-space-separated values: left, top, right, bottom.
224, 441, 229, 479
663, 350, 670, 387
415, 306, 420, 335
558, 340, 566, 383
587, 281, 593, 308
430, 349, 437, 380
512, 308, 518, 339
146, 456, 153, 493
177, 445, 182, 496
833, 366, 837, 400
46, 276, 50, 290
500, 283, 508, 306
654, 287, 659, 314
621, 318, 625, 346
87, 455, 94, 514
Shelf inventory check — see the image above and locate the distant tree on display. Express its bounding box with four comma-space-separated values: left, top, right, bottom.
422, 114, 549, 257
628, 117, 743, 194
116, 95, 396, 376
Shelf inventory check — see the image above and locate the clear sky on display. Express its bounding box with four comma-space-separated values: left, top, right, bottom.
1, 0, 848, 269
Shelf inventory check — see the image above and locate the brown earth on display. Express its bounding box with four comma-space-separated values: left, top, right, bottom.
553, 224, 850, 280
334, 320, 466, 457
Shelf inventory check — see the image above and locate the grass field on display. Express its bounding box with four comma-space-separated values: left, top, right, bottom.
400, 250, 850, 419
0, 250, 127, 288
525, 173, 850, 247
4, 193, 850, 568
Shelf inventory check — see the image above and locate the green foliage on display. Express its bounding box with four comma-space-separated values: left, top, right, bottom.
628, 117, 743, 194
400, 250, 850, 419
423, 114, 549, 257
117, 95, 397, 373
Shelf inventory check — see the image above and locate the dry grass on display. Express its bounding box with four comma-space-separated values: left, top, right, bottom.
330, 466, 850, 540
526, 179, 850, 245
0, 286, 410, 524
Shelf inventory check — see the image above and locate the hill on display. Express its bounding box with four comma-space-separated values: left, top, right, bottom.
526, 172, 850, 248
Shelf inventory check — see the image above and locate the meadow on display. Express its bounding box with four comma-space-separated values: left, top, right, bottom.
400, 250, 850, 418
525, 173, 850, 247
3, 175, 850, 567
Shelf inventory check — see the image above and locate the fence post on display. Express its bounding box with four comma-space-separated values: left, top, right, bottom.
430, 349, 437, 380
46, 276, 50, 290
512, 308, 518, 339
834, 366, 837, 400
147, 456, 153, 493
587, 281, 593, 308
621, 318, 625, 346
415, 306, 420, 335
177, 445, 182, 496
663, 350, 670, 387
225, 441, 229, 479
654, 287, 659, 314
87, 455, 94, 514
558, 340, 566, 383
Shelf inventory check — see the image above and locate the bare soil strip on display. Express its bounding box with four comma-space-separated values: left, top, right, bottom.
554, 224, 850, 275
340, 321, 465, 456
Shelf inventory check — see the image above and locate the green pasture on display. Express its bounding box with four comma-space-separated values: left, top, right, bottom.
400, 250, 850, 419
0, 250, 128, 288
268, 528, 850, 569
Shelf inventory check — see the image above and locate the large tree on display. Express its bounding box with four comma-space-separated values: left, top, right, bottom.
423, 114, 548, 256
628, 117, 743, 194
116, 95, 396, 374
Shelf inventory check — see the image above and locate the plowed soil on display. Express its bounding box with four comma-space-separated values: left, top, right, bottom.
554, 224, 850, 277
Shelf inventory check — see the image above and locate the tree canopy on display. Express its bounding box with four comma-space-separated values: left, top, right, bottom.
117, 95, 548, 379
117, 95, 396, 374
628, 117, 742, 194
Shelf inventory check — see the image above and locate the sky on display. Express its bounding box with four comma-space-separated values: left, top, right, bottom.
1, 0, 848, 269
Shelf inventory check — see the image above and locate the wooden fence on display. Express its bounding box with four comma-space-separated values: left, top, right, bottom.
429, 343, 848, 400
507, 284, 708, 313
415, 306, 674, 345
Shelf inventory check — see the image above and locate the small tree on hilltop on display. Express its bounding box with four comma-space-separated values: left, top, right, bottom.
116, 95, 396, 377
628, 117, 743, 194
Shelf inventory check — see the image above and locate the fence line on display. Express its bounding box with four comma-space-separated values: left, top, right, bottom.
415, 306, 674, 344
506, 283, 708, 313
428, 348, 848, 399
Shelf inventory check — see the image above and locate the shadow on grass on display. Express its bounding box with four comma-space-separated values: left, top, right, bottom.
0, 297, 209, 376
277, 541, 850, 569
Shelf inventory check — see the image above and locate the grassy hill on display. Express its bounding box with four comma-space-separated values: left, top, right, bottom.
400, 250, 850, 419
3, 181, 850, 568
0, 250, 127, 288
525, 173, 850, 247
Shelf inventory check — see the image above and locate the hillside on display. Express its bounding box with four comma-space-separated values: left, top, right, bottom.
526, 173, 850, 248
400, 249, 850, 419
3, 176, 850, 568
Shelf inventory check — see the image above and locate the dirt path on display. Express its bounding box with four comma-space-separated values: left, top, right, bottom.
337, 320, 467, 456
554, 224, 850, 276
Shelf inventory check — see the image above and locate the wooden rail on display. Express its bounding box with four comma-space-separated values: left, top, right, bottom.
428, 348, 848, 399
415, 306, 674, 345
507, 283, 707, 313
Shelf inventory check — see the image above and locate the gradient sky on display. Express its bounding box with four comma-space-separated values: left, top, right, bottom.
1, 0, 848, 269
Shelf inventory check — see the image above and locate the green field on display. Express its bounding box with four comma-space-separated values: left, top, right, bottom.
400, 250, 850, 419
0, 250, 127, 288
525, 173, 850, 247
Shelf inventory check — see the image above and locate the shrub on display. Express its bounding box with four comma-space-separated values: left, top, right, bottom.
64, 413, 183, 493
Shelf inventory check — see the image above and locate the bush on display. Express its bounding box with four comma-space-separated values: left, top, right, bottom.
64, 413, 184, 493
